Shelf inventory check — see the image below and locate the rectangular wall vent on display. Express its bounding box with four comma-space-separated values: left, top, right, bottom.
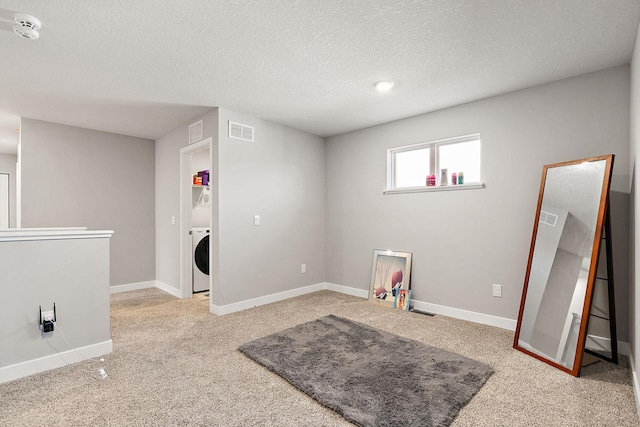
229, 121, 254, 142
539, 210, 558, 227
189, 120, 203, 144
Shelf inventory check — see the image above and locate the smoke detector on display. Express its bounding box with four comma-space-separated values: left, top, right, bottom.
13, 13, 41, 40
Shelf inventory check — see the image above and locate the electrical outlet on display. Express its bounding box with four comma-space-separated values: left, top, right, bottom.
171, 216, 176, 225
301, 264, 306, 274
39, 304, 56, 333
492, 284, 502, 298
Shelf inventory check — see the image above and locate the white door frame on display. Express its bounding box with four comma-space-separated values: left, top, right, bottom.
179, 137, 213, 299
0, 173, 9, 229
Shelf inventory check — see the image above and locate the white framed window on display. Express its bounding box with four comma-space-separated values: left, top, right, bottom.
386, 133, 483, 194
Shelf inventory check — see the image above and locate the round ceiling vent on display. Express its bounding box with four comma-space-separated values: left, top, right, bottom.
13, 13, 41, 40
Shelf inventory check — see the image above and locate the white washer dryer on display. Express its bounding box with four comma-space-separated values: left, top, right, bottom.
192, 228, 210, 293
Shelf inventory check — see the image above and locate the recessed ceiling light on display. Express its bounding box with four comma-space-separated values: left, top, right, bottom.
374, 80, 394, 92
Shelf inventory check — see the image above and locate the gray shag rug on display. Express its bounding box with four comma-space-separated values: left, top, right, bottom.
239, 314, 494, 427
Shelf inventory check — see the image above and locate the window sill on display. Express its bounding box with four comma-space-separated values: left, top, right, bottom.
383, 183, 486, 195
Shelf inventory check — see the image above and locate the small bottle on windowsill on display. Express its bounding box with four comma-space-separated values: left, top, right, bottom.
440, 169, 448, 186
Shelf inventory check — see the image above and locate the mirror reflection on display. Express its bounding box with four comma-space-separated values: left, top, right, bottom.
515, 156, 612, 374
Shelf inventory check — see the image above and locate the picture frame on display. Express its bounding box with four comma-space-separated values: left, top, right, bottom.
394, 289, 412, 311
369, 249, 412, 308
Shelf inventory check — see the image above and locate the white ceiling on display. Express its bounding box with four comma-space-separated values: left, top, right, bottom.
0, 1, 638, 154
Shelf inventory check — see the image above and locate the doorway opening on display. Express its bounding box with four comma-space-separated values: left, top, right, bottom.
179, 137, 213, 300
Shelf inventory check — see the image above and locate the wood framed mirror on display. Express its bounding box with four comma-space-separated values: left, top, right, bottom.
513, 154, 614, 376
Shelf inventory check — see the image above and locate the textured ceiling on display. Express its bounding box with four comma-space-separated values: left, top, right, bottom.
0, 0, 638, 154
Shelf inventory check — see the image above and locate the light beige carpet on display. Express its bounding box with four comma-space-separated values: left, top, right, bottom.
0, 288, 638, 426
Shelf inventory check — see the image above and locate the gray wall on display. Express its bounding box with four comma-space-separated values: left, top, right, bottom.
20, 119, 155, 287
630, 20, 640, 391
326, 66, 630, 338
0, 154, 17, 228
216, 108, 326, 305
154, 109, 326, 307
155, 110, 217, 290
0, 235, 111, 380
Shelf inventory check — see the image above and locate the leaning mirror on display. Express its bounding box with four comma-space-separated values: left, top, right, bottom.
514, 154, 614, 376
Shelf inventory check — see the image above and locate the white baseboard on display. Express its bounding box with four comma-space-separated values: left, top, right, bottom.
211, 283, 326, 315
325, 283, 516, 331
630, 352, 640, 420
154, 280, 182, 298
110, 280, 155, 294
325, 282, 369, 298
411, 299, 518, 330
209, 281, 517, 332
585, 334, 630, 356
0, 340, 112, 384
110, 280, 182, 299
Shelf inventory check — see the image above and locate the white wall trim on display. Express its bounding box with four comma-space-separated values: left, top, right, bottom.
0, 228, 113, 242
325, 282, 369, 298
0, 340, 112, 384
207, 282, 515, 334
412, 299, 518, 330
383, 182, 485, 195
110, 281, 155, 294
629, 352, 640, 420
585, 334, 630, 356
326, 283, 516, 331
326, 284, 517, 331
154, 280, 182, 298
211, 283, 326, 316
208, 281, 517, 331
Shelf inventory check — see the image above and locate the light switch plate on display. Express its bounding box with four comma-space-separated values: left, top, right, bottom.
253, 215, 260, 226
492, 284, 502, 298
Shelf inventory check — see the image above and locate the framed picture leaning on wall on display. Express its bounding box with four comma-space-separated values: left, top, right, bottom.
369, 249, 412, 308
